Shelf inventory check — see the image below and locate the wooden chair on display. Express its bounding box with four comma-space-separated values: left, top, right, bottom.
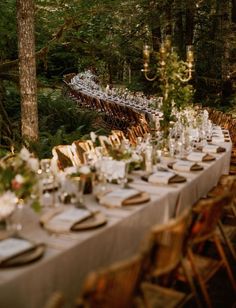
108, 133, 121, 148
98, 135, 112, 153
139, 209, 200, 308
76, 254, 143, 308
52, 145, 75, 170
44, 291, 65, 308
187, 193, 236, 307
207, 176, 236, 260
111, 130, 126, 142
72, 140, 95, 165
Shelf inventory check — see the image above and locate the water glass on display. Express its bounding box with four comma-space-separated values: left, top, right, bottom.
145, 145, 153, 173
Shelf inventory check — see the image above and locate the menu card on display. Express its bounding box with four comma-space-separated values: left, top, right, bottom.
0, 238, 34, 263
99, 188, 140, 207
148, 171, 175, 184
46, 208, 92, 232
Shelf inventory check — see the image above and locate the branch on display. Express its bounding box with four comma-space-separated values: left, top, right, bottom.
0, 18, 81, 74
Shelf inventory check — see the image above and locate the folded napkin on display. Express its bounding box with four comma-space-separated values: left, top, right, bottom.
211, 136, 225, 143
99, 188, 140, 207
45, 208, 92, 233
0, 238, 34, 264
186, 152, 207, 162
202, 144, 221, 153
148, 171, 175, 184
172, 161, 196, 172
212, 125, 222, 131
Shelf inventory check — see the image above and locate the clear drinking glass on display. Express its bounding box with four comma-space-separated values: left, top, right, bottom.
168, 138, 176, 157
145, 145, 153, 173
71, 176, 86, 207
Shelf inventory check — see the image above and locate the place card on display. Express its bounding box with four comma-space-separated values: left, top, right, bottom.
0, 238, 34, 263
148, 171, 175, 184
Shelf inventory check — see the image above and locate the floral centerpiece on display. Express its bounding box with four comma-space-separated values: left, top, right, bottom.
0, 147, 40, 220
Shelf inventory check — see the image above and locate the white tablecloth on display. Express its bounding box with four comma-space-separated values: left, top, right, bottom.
0, 141, 232, 308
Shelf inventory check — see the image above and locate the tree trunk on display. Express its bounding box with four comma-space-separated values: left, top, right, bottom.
185, 0, 195, 45
232, 0, 236, 23
17, 0, 38, 141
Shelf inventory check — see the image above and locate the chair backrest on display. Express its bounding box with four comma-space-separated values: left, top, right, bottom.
189, 193, 232, 243
98, 136, 112, 152
44, 291, 65, 308
111, 130, 126, 142
142, 209, 191, 278
80, 254, 143, 308
52, 145, 75, 170
72, 140, 95, 165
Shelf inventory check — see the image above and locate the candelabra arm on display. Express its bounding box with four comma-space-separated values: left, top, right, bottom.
175, 71, 192, 83
143, 70, 159, 82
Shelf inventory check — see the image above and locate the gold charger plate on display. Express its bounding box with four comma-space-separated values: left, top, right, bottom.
141, 174, 186, 184
0, 243, 45, 268
122, 192, 150, 206
168, 162, 203, 171
71, 212, 107, 231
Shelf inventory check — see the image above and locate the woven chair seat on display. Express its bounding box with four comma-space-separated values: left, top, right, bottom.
140, 282, 186, 308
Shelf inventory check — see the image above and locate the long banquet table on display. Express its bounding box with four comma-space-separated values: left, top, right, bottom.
0, 140, 232, 308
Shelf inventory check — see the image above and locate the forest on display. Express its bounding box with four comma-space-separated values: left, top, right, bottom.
0, 0, 235, 158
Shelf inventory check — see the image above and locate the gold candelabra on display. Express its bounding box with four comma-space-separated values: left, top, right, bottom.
142, 36, 194, 84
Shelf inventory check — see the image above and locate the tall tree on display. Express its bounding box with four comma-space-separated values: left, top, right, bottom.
17, 0, 38, 141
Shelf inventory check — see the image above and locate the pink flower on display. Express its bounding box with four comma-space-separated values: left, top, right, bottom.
11, 179, 22, 190
11, 174, 24, 190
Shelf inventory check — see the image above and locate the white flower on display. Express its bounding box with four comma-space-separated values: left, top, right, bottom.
14, 174, 25, 184
19, 147, 31, 161
90, 132, 97, 143
0, 191, 17, 219
64, 166, 78, 175
131, 152, 142, 162
28, 157, 39, 172
79, 165, 91, 175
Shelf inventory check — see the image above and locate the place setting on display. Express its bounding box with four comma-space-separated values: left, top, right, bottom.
97, 187, 150, 208
39, 206, 107, 233
167, 160, 204, 172
140, 169, 187, 186
0, 236, 45, 268
0, 216, 46, 267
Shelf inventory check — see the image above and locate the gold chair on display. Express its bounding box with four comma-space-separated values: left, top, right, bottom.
139, 209, 200, 308
76, 254, 143, 308
187, 193, 236, 307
